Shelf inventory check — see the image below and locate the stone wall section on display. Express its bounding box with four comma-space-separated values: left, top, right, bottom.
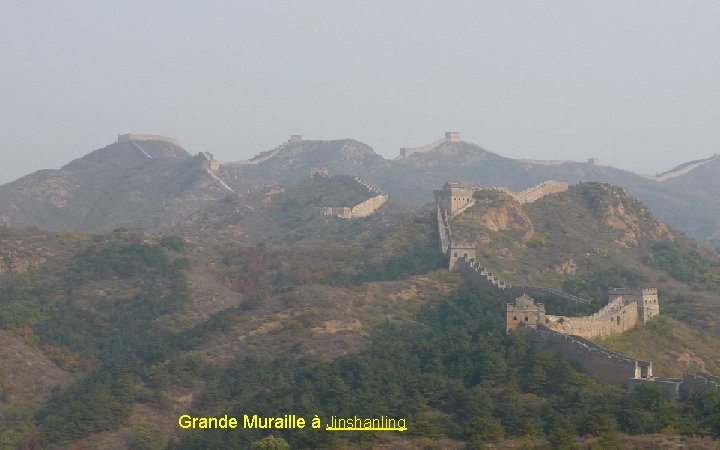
229, 135, 300, 165
521, 324, 653, 385
508, 181, 570, 204
435, 181, 720, 397
437, 205, 451, 254
543, 297, 639, 339
433, 181, 568, 219
680, 373, 720, 398
454, 257, 510, 290
506, 290, 649, 339
350, 194, 389, 218
322, 175, 388, 219
397, 132, 462, 158
399, 139, 447, 158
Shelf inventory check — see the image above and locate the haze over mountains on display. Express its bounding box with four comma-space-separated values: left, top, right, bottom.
1, 133, 719, 245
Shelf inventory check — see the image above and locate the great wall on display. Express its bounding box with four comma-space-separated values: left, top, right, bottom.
118, 134, 233, 193
320, 171, 389, 219
433, 180, 720, 399
228, 134, 304, 165
397, 131, 461, 158
117, 134, 389, 218
648, 155, 718, 182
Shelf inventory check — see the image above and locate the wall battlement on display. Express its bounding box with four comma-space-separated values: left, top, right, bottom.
506, 291, 657, 339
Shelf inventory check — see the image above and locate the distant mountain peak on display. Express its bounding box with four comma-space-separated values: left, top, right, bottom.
117, 133, 183, 148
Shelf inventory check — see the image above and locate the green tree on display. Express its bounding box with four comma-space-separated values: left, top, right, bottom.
159, 235, 186, 251
465, 416, 504, 443
252, 435, 290, 450
129, 422, 165, 450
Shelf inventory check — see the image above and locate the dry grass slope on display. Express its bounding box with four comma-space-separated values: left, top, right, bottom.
597, 315, 720, 377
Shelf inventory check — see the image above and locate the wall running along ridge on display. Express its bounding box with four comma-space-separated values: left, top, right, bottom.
433, 181, 720, 397
226, 135, 302, 166
397, 132, 462, 158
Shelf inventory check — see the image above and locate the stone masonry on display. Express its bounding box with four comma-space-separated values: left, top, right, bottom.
506, 290, 659, 339
321, 174, 388, 219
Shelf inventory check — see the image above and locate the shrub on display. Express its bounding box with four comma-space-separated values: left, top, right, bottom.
527, 234, 548, 248
159, 235, 186, 251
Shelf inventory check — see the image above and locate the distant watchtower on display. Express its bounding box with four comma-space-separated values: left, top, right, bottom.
506, 294, 546, 332
445, 131, 461, 143
448, 243, 476, 270
608, 288, 660, 323
433, 182, 481, 217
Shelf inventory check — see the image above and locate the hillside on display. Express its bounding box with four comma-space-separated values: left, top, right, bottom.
0, 136, 249, 232
221, 138, 390, 187
597, 316, 720, 377
451, 183, 674, 284
2, 180, 720, 447
642, 155, 720, 245
3, 134, 720, 244
0, 211, 451, 448
450, 182, 720, 334
173, 174, 403, 244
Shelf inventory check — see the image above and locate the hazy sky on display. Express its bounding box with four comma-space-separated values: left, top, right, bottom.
2, 1, 719, 184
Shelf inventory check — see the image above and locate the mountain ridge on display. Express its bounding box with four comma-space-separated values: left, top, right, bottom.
3, 133, 720, 244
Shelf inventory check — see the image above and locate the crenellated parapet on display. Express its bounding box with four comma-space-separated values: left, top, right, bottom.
506, 290, 658, 339
353, 177, 381, 195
